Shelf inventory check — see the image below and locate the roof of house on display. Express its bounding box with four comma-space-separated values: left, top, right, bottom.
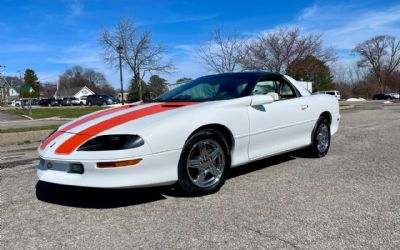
57, 86, 93, 97
0, 78, 11, 88
14, 85, 33, 93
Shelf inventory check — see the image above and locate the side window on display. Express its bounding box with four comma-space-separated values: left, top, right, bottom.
278, 81, 296, 99
252, 80, 277, 95
252, 78, 298, 100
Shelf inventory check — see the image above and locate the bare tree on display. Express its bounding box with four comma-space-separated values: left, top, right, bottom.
100, 18, 174, 100
58, 65, 110, 94
240, 27, 335, 73
198, 27, 245, 73
353, 35, 400, 93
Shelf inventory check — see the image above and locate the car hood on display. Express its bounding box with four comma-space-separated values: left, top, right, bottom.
39, 102, 203, 155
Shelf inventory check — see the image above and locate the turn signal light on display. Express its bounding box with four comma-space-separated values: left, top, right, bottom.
96, 159, 142, 168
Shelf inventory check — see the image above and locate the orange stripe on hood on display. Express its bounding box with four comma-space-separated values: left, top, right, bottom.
40, 104, 137, 150
54, 102, 199, 155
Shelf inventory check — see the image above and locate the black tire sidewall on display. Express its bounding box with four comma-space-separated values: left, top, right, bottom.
311, 117, 331, 158
177, 129, 231, 196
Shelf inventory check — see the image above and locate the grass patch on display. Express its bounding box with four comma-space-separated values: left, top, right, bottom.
0, 124, 60, 134
1, 107, 104, 119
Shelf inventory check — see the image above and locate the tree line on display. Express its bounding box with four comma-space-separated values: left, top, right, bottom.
100, 19, 400, 100
4, 19, 399, 101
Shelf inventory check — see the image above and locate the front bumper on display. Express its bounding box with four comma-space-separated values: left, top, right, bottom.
37, 149, 181, 188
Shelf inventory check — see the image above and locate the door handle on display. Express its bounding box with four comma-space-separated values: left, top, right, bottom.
301, 105, 309, 110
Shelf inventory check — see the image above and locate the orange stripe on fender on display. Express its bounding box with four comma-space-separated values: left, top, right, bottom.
54, 102, 199, 155
40, 104, 135, 150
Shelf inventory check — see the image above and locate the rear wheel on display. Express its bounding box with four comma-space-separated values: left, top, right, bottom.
87, 101, 92, 106
177, 129, 231, 196
308, 117, 331, 158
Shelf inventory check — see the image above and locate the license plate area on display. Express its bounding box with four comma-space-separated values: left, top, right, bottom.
39, 158, 84, 174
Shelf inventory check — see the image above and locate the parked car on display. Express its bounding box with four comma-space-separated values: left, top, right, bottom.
38, 72, 340, 196
51, 99, 62, 106
316, 91, 341, 100
10, 100, 21, 107
387, 93, 400, 99
62, 97, 81, 106
372, 94, 394, 100
79, 95, 88, 105
39, 99, 53, 107
86, 95, 119, 106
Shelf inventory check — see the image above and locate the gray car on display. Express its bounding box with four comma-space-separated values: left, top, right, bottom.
86, 95, 119, 106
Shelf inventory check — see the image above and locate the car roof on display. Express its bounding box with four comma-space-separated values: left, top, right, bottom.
199, 71, 282, 79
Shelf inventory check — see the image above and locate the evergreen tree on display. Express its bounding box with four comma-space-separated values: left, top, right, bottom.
23, 69, 40, 95
287, 56, 333, 92
148, 75, 167, 98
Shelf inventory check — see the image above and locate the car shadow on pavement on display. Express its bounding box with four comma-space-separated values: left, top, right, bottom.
229, 148, 312, 179
36, 181, 169, 208
36, 149, 310, 208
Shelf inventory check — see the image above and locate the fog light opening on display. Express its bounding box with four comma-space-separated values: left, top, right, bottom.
68, 163, 84, 174
96, 159, 142, 168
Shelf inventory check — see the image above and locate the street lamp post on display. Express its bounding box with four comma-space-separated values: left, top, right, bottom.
117, 45, 125, 105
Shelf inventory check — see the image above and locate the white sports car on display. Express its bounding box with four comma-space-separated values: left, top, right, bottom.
37, 72, 340, 196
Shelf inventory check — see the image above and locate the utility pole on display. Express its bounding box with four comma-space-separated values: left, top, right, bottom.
117, 45, 125, 105
0, 65, 6, 103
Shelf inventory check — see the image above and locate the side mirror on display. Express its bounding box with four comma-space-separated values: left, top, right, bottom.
250, 95, 274, 106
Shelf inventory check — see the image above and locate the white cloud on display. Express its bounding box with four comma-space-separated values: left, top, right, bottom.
298, 4, 318, 20
294, 3, 400, 50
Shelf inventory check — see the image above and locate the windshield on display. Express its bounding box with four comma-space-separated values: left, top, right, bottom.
155, 75, 257, 102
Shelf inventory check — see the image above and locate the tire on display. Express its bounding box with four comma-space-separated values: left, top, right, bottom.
177, 129, 231, 196
308, 117, 331, 158
87, 101, 92, 106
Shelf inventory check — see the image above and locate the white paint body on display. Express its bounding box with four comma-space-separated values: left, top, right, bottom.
37, 75, 340, 188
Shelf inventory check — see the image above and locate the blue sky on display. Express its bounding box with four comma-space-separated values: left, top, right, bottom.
1, 0, 400, 87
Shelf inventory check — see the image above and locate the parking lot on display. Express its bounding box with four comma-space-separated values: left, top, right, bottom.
1, 101, 399, 249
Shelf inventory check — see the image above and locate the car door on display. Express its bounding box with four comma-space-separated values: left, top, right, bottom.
248, 76, 313, 159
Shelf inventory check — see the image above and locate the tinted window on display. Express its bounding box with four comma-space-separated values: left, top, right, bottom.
155, 75, 257, 102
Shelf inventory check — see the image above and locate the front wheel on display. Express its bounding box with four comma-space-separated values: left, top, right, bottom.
308, 117, 331, 158
177, 129, 231, 196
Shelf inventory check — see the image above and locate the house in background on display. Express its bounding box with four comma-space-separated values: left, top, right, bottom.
55, 86, 95, 100
0, 80, 22, 102
0, 78, 11, 102
17, 85, 35, 98
8, 86, 19, 100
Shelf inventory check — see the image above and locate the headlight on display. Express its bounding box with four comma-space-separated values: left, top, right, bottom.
77, 135, 144, 151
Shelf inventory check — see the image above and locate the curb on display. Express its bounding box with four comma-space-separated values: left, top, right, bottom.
21, 115, 34, 120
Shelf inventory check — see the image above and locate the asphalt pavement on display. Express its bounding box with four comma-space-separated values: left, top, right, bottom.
0, 101, 399, 249
0, 111, 25, 121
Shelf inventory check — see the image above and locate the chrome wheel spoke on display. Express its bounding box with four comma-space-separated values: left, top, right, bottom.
210, 148, 220, 161
188, 159, 201, 169
209, 166, 222, 177
196, 170, 206, 183
198, 142, 208, 158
